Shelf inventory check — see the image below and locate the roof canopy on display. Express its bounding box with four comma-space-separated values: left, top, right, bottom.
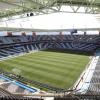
0, 0, 100, 18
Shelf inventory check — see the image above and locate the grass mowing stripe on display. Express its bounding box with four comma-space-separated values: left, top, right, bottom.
1, 57, 86, 87
19, 51, 87, 61
14, 54, 88, 68
15, 56, 80, 68
5, 58, 74, 78
19, 54, 84, 65
0, 50, 89, 89
1, 61, 67, 84
18, 56, 87, 71
9, 54, 88, 67
5, 60, 69, 81
32, 51, 88, 59
27, 53, 89, 63
0, 58, 80, 87
8, 57, 83, 73
1, 53, 87, 77
2, 63, 68, 88
1, 59, 69, 81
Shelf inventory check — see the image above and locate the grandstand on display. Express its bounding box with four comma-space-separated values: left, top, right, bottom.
0, 0, 100, 100
0, 34, 99, 59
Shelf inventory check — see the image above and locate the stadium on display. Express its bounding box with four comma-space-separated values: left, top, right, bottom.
0, 0, 100, 100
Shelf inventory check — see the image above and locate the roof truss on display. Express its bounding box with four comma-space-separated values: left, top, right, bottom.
0, 0, 100, 18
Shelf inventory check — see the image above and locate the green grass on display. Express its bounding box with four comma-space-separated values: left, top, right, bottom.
0, 50, 90, 89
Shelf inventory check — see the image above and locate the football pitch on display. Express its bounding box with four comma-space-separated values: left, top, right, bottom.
0, 50, 90, 89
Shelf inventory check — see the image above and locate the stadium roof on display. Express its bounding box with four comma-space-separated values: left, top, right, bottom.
0, 0, 100, 18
